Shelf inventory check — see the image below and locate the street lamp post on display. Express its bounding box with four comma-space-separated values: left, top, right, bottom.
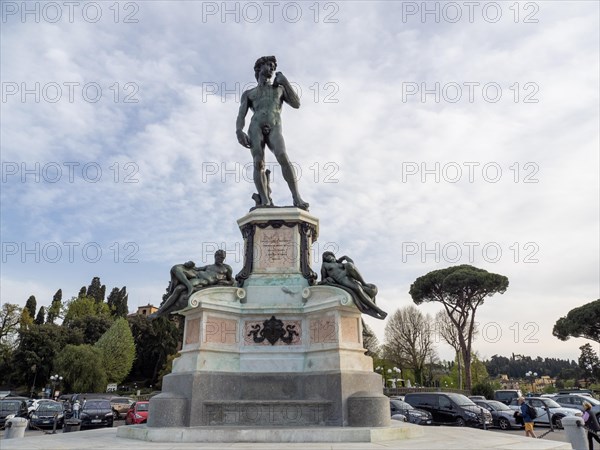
49, 374, 63, 399
525, 371, 538, 394
30, 364, 38, 398
375, 366, 385, 387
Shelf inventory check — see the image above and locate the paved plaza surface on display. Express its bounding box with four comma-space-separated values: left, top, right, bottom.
0, 425, 572, 450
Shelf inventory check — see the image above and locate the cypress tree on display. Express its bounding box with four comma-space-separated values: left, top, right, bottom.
46, 289, 62, 324
25, 295, 37, 318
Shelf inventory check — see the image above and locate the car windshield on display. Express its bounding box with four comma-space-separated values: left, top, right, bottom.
487, 401, 511, 411
0, 401, 20, 411
39, 403, 62, 412
391, 400, 413, 410
542, 399, 561, 408
447, 393, 476, 406
111, 398, 129, 404
136, 403, 149, 411
84, 401, 108, 409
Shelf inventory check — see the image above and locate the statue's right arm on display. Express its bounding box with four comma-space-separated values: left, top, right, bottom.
236, 92, 251, 148
320, 264, 329, 281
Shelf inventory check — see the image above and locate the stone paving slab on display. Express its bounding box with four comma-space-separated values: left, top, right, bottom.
0, 426, 572, 450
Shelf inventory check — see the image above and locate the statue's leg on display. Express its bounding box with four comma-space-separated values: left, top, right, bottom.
268, 131, 308, 210
249, 129, 270, 206
171, 266, 195, 294
339, 278, 371, 303
344, 263, 368, 286
151, 285, 186, 318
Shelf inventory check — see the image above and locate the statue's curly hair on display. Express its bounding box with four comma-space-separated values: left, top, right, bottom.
322, 251, 336, 261
254, 56, 277, 81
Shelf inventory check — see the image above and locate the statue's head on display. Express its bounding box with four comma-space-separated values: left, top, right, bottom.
322, 251, 335, 262
215, 249, 226, 262
184, 261, 195, 268
254, 55, 277, 81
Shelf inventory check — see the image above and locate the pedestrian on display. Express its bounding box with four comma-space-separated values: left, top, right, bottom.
583, 401, 600, 449
72, 400, 80, 419
517, 397, 537, 438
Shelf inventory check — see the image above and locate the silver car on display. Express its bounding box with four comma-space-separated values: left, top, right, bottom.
509, 397, 582, 428
473, 399, 521, 430
554, 394, 600, 418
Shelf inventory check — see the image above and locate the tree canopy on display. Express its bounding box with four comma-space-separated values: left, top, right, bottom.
94, 317, 135, 383
46, 289, 62, 324
107, 287, 129, 318
24, 295, 37, 318
63, 295, 111, 325
54, 344, 107, 393
553, 299, 600, 343
410, 264, 508, 390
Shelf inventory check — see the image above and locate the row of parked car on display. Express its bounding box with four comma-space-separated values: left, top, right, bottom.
389, 389, 594, 430
0, 396, 149, 430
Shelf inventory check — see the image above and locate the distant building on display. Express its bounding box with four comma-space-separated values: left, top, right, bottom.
497, 374, 520, 390
132, 304, 158, 317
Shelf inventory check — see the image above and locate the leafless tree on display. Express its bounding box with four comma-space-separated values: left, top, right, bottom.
362, 321, 381, 358
384, 305, 436, 385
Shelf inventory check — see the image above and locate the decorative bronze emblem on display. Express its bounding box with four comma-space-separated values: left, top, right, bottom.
248, 316, 298, 345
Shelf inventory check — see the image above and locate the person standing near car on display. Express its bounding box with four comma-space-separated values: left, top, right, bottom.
518, 397, 537, 438
72, 400, 80, 419
583, 401, 600, 449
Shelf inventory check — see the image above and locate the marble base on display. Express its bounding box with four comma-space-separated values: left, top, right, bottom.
144, 207, 389, 434
150, 371, 386, 427
117, 421, 424, 443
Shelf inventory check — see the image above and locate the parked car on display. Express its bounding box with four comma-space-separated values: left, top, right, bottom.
109, 397, 134, 419
390, 399, 432, 425
125, 401, 149, 425
508, 396, 582, 428
27, 398, 56, 414
0, 398, 29, 428
404, 392, 492, 428
473, 399, 521, 430
558, 389, 595, 398
494, 389, 523, 405
554, 394, 600, 419
28, 401, 65, 429
69, 393, 111, 403
469, 395, 486, 401
79, 399, 114, 428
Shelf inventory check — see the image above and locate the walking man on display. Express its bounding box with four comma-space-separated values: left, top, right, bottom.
518, 397, 537, 438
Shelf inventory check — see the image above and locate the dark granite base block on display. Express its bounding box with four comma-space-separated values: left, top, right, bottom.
152, 370, 385, 427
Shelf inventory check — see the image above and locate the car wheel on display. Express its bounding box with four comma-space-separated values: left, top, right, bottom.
552, 415, 563, 429
455, 417, 466, 427
498, 417, 510, 430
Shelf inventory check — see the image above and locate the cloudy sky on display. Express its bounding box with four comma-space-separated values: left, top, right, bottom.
2, 1, 598, 364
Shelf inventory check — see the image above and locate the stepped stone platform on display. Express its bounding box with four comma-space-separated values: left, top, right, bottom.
1, 425, 573, 449
117, 421, 423, 443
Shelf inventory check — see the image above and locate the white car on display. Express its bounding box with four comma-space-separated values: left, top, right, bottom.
509, 397, 582, 428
